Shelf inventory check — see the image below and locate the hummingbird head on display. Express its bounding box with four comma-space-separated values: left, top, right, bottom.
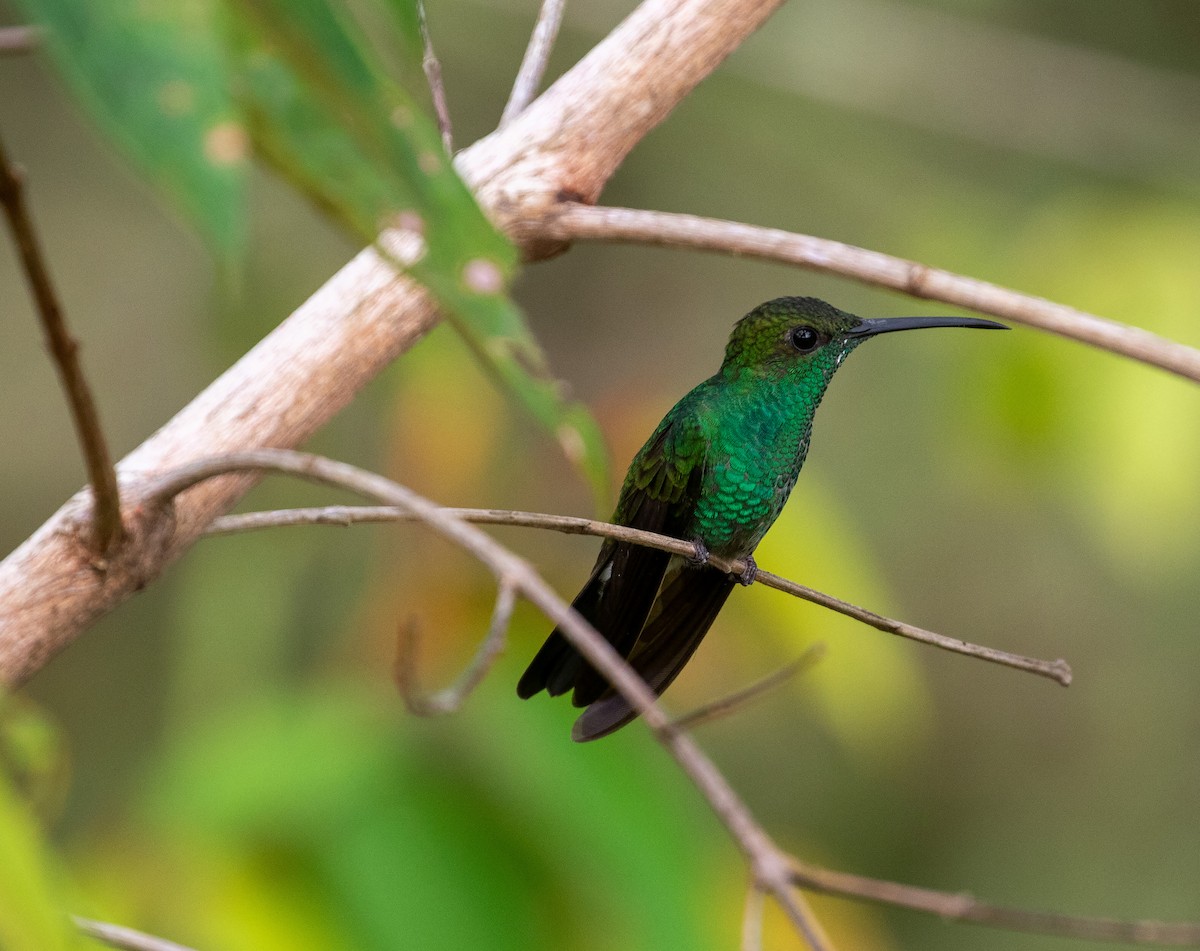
720, 296, 1006, 388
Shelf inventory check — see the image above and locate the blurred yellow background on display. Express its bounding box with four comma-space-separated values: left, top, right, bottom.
2, 0, 1199, 948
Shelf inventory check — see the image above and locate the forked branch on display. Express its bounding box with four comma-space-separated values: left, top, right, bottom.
208, 504, 1072, 686
153, 450, 1198, 949
142, 448, 833, 950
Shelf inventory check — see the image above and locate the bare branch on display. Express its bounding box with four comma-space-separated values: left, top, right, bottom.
673, 644, 825, 731
789, 858, 1200, 946
0, 132, 122, 554
207, 505, 1072, 686
0, 0, 786, 687
0, 25, 39, 54
500, 0, 567, 127
395, 582, 517, 715
140, 448, 833, 949
545, 203, 1200, 386
417, 0, 453, 154
73, 915, 197, 951
110, 450, 1200, 948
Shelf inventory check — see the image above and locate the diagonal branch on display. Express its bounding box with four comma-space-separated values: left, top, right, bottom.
545, 203, 1200, 386
0, 0, 787, 687
205, 504, 1072, 685
0, 132, 122, 554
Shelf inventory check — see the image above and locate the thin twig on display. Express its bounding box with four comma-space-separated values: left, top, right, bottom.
395, 581, 517, 715
417, 0, 453, 153
742, 880, 766, 951
546, 203, 1200, 386
788, 858, 1200, 946
500, 0, 567, 127
73, 915, 198, 951
144, 449, 834, 950
0, 133, 122, 553
206, 505, 1072, 686
673, 643, 825, 731
0, 25, 40, 54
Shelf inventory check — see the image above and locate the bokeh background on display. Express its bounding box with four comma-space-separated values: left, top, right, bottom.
2, 0, 1200, 948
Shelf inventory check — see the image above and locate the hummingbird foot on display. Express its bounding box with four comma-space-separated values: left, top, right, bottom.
688, 539, 711, 568
735, 555, 759, 586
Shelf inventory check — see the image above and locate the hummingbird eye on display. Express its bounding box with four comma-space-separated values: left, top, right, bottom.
788, 326, 822, 353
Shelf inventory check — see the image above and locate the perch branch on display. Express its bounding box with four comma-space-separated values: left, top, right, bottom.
0, 0, 786, 684
0, 132, 122, 554
500, 0, 567, 127
206, 505, 1072, 686
144, 450, 1200, 948
545, 204, 1200, 385
141, 448, 834, 950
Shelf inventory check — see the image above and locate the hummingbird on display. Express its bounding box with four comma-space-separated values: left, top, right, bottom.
518, 297, 1005, 741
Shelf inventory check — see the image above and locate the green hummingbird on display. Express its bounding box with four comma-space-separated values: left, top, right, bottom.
518, 296, 1005, 741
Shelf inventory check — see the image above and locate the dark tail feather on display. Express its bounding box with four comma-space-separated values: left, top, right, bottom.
516, 631, 580, 699
517, 540, 670, 702
572, 565, 735, 742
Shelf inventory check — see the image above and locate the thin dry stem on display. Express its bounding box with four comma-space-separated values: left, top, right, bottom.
0, 132, 122, 554
789, 858, 1200, 946
395, 581, 517, 715
673, 644, 825, 731
0, 25, 39, 54
73, 916, 197, 951
417, 0, 453, 153
742, 881, 766, 951
546, 203, 1200, 386
500, 0, 567, 127
207, 505, 1072, 686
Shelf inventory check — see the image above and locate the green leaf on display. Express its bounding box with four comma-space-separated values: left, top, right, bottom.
228, 0, 610, 505
15, 0, 247, 258
21, 0, 610, 502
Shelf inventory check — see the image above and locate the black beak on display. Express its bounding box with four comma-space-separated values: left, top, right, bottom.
846, 316, 1008, 338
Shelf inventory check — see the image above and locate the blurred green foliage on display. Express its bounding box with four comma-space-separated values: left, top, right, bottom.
2, 0, 1199, 949
13, 0, 610, 503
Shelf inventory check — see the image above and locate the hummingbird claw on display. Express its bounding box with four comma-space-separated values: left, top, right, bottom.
736, 555, 758, 586
689, 539, 711, 567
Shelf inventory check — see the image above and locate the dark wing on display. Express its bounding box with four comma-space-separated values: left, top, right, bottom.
516, 402, 708, 706
571, 562, 735, 741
